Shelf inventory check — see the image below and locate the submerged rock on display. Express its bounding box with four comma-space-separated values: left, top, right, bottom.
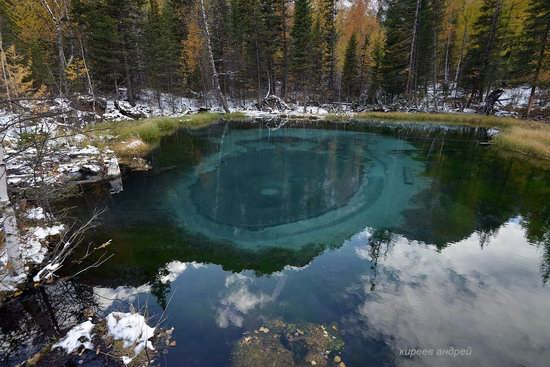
232, 320, 344, 367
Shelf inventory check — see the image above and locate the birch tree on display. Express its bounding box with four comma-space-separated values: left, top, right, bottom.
39, 0, 69, 96
199, 0, 230, 113
0, 145, 23, 276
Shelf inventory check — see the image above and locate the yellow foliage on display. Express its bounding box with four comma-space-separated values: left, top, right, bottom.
1, 45, 35, 98
335, 0, 380, 71
65, 59, 87, 82
2, 0, 55, 45
180, 18, 204, 82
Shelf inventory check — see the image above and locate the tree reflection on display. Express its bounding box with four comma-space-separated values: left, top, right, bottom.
367, 229, 396, 291
0, 281, 97, 365
521, 205, 550, 283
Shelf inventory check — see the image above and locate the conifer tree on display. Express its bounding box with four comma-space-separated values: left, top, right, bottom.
290, 0, 313, 110
341, 32, 358, 101
381, 0, 415, 98
0, 44, 34, 98
462, 0, 505, 103
320, 0, 337, 100
368, 31, 384, 102
514, 0, 550, 117
311, 16, 324, 102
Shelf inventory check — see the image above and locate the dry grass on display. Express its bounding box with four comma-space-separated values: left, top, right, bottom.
87, 112, 245, 158
328, 111, 550, 167
334, 111, 523, 128
493, 125, 550, 162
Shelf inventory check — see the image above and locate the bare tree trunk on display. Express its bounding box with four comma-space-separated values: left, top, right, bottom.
526, 20, 550, 118
0, 29, 12, 112
453, 24, 468, 98
79, 37, 96, 117
281, 0, 288, 99
432, 7, 439, 112
406, 0, 422, 96
0, 146, 23, 276
122, 41, 135, 106
40, 0, 67, 96
303, 89, 308, 113
254, 33, 262, 108
199, 0, 230, 113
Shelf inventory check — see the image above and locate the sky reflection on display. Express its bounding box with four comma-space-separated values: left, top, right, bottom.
354, 219, 550, 366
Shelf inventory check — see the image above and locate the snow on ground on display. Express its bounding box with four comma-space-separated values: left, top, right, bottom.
106, 312, 156, 364
51, 311, 157, 365
52, 320, 95, 354
501, 86, 532, 107
0, 206, 67, 291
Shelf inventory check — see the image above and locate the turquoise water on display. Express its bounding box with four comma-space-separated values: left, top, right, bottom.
2, 120, 550, 366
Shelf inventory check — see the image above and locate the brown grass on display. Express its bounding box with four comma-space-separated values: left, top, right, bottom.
328, 111, 550, 167
86, 112, 246, 159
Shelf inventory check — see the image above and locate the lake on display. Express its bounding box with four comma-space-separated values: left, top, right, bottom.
2, 119, 549, 366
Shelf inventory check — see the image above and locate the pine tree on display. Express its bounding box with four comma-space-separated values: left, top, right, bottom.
180, 16, 204, 92
514, 0, 550, 117
462, 0, 505, 103
320, 0, 337, 100
341, 32, 358, 101
311, 16, 324, 102
275, 0, 289, 97
367, 31, 384, 102
0, 0, 55, 90
290, 0, 313, 110
381, 0, 416, 98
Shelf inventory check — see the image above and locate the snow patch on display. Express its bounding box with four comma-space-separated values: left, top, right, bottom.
25, 207, 46, 220
106, 312, 156, 362
52, 320, 95, 354
31, 224, 64, 240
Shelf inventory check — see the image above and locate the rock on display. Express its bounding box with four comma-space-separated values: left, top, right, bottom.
114, 100, 150, 119
334, 356, 341, 363
232, 320, 344, 367
338, 363, 346, 367
106, 157, 121, 178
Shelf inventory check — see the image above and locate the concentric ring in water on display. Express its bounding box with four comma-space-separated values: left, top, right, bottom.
173, 128, 427, 248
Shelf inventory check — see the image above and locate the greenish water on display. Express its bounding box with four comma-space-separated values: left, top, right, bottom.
2, 120, 549, 366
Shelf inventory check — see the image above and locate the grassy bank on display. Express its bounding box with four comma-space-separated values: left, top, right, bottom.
334, 111, 550, 166
89, 110, 549, 169
88, 112, 245, 161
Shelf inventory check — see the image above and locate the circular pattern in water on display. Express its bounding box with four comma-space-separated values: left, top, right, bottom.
190, 149, 364, 229
174, 128, 427, 249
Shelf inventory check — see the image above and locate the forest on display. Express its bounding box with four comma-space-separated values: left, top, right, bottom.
0, 0, 548, 117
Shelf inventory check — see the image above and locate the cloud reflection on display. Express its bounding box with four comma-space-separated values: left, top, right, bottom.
353, 220, 550, 366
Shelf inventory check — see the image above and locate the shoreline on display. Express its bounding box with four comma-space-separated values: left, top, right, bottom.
93, 111, 550, 170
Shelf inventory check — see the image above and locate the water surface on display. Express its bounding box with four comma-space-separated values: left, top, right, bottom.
2, 120, 549, 366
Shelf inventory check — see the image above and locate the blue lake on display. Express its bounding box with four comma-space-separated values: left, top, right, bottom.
2, 120, 549, 366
